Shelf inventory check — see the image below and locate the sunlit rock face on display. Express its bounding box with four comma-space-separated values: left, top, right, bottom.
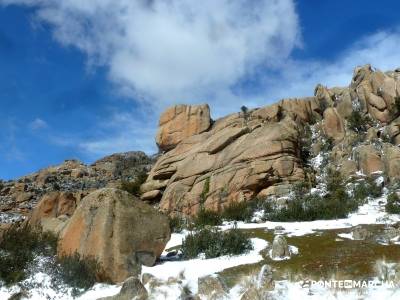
143, 65, 400, 216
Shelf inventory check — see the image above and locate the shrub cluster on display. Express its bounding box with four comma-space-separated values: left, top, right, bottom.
346, 111, 373, 133
0, 225, 101, 295
221, 201, 253, 222
299, 125, 313, 167
169, 215, 187, 233
194, 208, 222, 228
0, 225, 57, 286
352, 177, 382, 202
181, 227, 253, 259
120, 170, 148, 196
52, 253, 101, 297
385, 192, 400, 214
263, 171, 370, 222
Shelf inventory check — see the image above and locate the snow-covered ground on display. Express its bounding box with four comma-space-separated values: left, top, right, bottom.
1, 195, 399, 299
144, 238, 268, 294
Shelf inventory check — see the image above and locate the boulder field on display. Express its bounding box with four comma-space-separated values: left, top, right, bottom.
142, 64, 400, 216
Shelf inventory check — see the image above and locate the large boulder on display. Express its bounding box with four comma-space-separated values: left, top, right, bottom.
57, 188, 171, 283
356, 145, 384, 175
156, 104, 211, 151
323, 107, 345, 141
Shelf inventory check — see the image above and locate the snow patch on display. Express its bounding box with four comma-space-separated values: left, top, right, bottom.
220, 197, 400, 237
143, 238, 268, 294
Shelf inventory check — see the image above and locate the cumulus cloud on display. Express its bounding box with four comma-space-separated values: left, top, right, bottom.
0, 0, 301, 111
2, 1, 400, 158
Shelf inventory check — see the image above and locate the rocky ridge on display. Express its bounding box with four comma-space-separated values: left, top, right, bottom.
142, 64, 400, 216
0, 151, 154, 221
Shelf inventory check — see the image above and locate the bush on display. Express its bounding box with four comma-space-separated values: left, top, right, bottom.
264, 171, 365, 222
299, 125, 313, 167
169, 216, 186, 233
53, 253, 101, 297
352, 177, 382, 202
320, 136, 334, 153
385, 192, 400, 214
264, 193, 358, 222
200, 177, 210, 206
221, 198, 274, 223
194, 209, 222, 228
222, 201, 253, 222
181, 227, 253, 259
392, 96, 400, 118
0, 225, 57, 286
347, 111, 373, 133
120, 170, 148, 196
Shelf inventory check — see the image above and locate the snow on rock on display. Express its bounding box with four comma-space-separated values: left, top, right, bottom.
337, 233, 354, 240
268, 245, 299, 261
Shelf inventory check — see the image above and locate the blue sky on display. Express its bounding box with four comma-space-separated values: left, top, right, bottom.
0, 0, 400, 180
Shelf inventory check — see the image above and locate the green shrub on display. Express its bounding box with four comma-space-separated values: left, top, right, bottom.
385, 192, 400, 214
392, 96, 400, 118
200, 177, 210, 206
320, 136, 334, 153
264, 193, 360, 222
222, 198, 275, 223
0, 225, 57, 286
120, 170, 148, 196
299, 125, 312, 166
264, 171, 365, 221
352, 177, 382, 202
53, 253, 101, 297
169, 216, 186, 233
222, 201, 253, 222
194, 209, 222, 228
347, 111, 373, 133
181, 227, 253, 259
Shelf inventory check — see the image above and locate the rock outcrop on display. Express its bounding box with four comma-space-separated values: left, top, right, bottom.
57, 188, 170, 283
142, 65, 400, 216
142, 98, 320, 216
156, 104, 211, 151
0, 151, 154, 222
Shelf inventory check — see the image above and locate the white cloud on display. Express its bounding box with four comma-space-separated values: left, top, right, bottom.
29, 117, 48, 130
0, 0, 301, 111
3, 1, 400, 159
233, 29, 400, 110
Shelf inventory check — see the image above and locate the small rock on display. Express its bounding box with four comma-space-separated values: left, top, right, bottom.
240, 287, 263, 300
198, 275, 228, 300
97, 277, 148, 300
352, 225, 372, 240
258, 264, 275, 291
136, 251, 156, 267
141, 273, 156, 285
271, 235, 290, 259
